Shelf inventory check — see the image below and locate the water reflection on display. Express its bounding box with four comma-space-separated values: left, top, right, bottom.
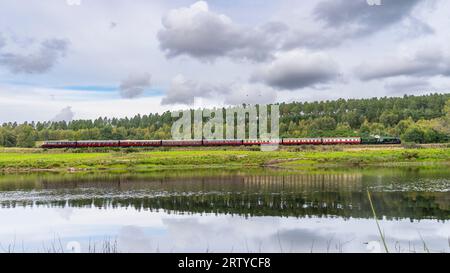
0, 167, 448, 252
1, 169, 449, 220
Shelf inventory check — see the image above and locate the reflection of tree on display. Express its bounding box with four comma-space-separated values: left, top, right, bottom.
2, 191, 448, 221
0, 171, 448, 221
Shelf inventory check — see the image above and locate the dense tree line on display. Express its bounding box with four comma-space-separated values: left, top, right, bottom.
279, 93, 450, 143
0, 93, 449, 147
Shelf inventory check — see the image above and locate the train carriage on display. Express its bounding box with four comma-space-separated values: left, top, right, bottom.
202, 139, 243, 146
322, 137, 361, 145
243, 139, 281, 145
120, 140, 162, 147
161, 140, 203, 146
282, 138, 322, 145
259, 139, 281, 145
41, 135, 397, 148
42, 141, 77, 148
76, 140, 120, 147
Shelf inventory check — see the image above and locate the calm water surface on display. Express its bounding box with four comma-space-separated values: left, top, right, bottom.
0, 167, 449, 253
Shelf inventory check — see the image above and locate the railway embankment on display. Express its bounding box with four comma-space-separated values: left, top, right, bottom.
0, 146, 448, 172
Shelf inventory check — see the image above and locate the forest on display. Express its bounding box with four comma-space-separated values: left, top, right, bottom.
0, 93, 449, 147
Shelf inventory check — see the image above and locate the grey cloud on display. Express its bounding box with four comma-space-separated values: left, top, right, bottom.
0, 34, 5, 49
252, 50, 340, 90
384, 78, 430, 94
356, 48, 450, 81
260, 21, 289, 34
223, 83, 277, 105
51, 106, 75, 122
314, 0, 425, 33
282, 28, 354, 50
157, 1, 285, 62
161, 74, 277, 105
161, 74, 227, 105
158, 0, 430, 61
119, 72, 151, 99
0, 38, 68, 74
401, 16, 434, 37
281, 0, 430, 50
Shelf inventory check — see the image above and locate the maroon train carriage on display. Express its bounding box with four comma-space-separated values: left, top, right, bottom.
76, 140, 119, 147
202, 139, 243, 146
161, 140, 203, 146
282, 138, 322, 145
321, 137, 361, 145
41, 141, 77, 148
41, 137, 366, 148
120, 140, 162, 147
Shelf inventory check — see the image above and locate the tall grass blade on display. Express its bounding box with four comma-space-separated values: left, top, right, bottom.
367, 189, 389, 253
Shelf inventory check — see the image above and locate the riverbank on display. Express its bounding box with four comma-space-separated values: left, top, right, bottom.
0, 146, 449, 172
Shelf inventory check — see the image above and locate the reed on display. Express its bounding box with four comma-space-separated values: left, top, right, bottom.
367, 189, 389, 253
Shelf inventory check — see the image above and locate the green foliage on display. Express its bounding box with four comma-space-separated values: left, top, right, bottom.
0, 148, 448, 171
15, 125, 37, 148
380, 111, 399, 127
403, 126, 426, 143
395, 117, 414, 135
0, 94, 449, 147
0, 127, 17, 147
445, 100, 450, 119
401, 150, 420, 160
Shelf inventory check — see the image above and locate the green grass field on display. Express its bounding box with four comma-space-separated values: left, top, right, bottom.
0, 146, 449, 172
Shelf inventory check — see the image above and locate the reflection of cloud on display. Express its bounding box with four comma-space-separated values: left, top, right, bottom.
160, 215, 450, 253
0, 207, 448, 253
271, 228, 329, 252
54, 207, 74, 221
162, 218, 212, 250
160, 216, 349, 252
117, 225, 153, 252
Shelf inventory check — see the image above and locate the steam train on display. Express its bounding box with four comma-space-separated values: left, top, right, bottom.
41, 136, 401, 148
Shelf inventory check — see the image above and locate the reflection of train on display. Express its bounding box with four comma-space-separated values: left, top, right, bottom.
41, 136, 400, 148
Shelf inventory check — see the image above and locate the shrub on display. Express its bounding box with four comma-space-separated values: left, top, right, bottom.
401, 151, 420, 160
401, 142, 422, 149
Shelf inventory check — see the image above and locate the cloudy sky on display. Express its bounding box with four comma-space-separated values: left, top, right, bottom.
0, 0, 449, 122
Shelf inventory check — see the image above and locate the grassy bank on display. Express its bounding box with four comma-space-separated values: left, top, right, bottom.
0, 146, 448, 172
